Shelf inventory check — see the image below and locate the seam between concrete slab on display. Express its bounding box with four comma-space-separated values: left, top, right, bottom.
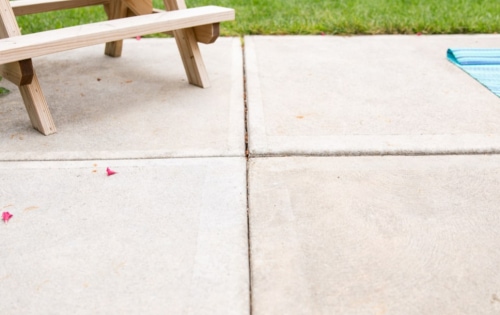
249, 150, 500, 158
242, 36, 254, 315
0, 155, 245, 163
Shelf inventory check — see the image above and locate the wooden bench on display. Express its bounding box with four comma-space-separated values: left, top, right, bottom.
0, 0, 235, 135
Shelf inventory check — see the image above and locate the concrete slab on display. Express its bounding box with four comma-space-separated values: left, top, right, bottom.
0, 38, 244, 160
0, 157, 249, 315
246, 35, 500, 156
249, 155, 500, 315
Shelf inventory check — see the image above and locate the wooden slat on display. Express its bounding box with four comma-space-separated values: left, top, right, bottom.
164, 0, 184, 10
0, 59, 34, 85
193, 23, 219, 44
171, 27, 210, 87
164, 0, 210, 88
2, 0, 56, 135
11, 0, 109, 15
1, 0, 21, 37
103, 0, 152, 56
103, 0, 127, 57
0, 6, 235, 65
152, 8, 219, 44
0, 0, 33, 85
122, 0, 151, 16
19, 74, 57, 135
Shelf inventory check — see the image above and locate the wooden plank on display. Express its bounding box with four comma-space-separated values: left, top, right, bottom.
164, 0, 210, 88
171, 28, 210, 87
1, 0, 56, 135
122, 0, 151, 16
164, 0, 185, 10
19, 74, 57, 135
11, 0, 109, 16
0, 6, 235, 65
103, 0, 127, 57
0, 59, 34, 85
193, 23, 219, 44
152, 9, 220, 44
0, 0, 33, 85
103, 0, 152, 56
1, 0, 21, 37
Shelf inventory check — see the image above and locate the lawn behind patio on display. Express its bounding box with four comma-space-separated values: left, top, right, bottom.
15, 0, 500, 36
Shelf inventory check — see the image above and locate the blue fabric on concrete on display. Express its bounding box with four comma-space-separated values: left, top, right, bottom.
447, 48, 500, 97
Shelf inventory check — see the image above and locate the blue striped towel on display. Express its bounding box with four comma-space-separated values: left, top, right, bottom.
447, 48, 500, 97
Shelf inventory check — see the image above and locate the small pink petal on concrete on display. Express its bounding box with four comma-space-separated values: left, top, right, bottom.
2, 211, 13, 223
106, 167, 117, 176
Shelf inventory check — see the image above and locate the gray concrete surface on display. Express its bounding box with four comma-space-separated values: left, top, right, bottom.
2, 35, 500, 314
0, 158, 249, 315
0, 38, 244, 160
248, 155, 500, 315
246, 35, 500, 156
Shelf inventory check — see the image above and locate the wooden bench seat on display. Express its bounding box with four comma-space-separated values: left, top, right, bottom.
0, 0, 235, 135
10, 0, 220, 44
0, 6, 234, 65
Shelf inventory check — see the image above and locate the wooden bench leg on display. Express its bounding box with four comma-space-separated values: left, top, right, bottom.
0, 0, 56, 135
104, 0, 152, 57
164, 0, 211, 88
0, 60, 56, 135
103, 0, 127, 57
19, 74, 57, 135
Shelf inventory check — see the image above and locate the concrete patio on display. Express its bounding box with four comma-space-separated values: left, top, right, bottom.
1, 35, 500, 314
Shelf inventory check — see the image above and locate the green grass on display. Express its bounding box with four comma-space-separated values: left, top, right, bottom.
0, 77, 9, 96
15, 0, 500, 36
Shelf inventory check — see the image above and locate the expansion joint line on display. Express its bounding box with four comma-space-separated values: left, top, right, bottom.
241, 35, 253, 315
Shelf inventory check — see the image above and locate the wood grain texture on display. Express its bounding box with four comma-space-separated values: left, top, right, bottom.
0, 6, 235, 65
193, 23, 219, 44
123, 0, 151, 15
1, 0, 21, 37
103, 0, 128, 57
164, 0, 211, 88
19, 74, 57, 135
171, 27, 210, 87
153, 8, 220, 44
11, 0, 109, 15
0, 59, 34, 85
2, 0, 56, 135
164, 0, 185, 10
1, 0, 234, 134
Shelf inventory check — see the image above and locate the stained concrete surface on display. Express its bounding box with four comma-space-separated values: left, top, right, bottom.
2, 35, 500, 315
248, 155, 500, 315
0, 158, 249, 315
246, 35, 500, 156
0, 38, 244, 160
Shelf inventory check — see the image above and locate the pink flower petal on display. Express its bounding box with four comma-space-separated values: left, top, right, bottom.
106, 167, 117, 176
2, 211, 13, 223
136, 36, 141, 41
